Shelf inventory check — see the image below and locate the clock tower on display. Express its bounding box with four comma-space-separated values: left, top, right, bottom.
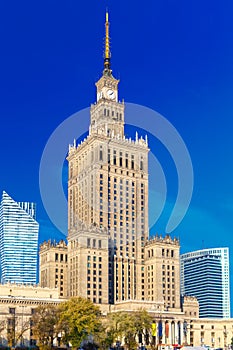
90, 12, 124, 138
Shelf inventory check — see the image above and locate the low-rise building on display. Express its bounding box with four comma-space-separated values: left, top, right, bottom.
0, 283, 60, 347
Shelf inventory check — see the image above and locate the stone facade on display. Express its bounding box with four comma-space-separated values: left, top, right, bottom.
144, 235, 181, 312
0, 284, 60, 347
109, 299, 233, 349
39, 240, 68, 298
68, 227, 109, 305
188, 318, 233, 348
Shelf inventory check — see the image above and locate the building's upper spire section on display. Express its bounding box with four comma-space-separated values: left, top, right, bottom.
103, 10, 112, 76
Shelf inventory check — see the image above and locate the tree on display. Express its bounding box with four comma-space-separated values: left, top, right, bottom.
105, 310, 153, 350
134, 309, 153, 339
58, 297, 102, 349
7, 317, 32, 347
105, 312, 125, 344
119, 313, 138, 350
31, 304, 60, 350
15, 320, 31, 346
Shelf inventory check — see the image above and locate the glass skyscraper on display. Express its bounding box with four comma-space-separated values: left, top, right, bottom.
180, 248, 230, 318
0, 191, 39, 284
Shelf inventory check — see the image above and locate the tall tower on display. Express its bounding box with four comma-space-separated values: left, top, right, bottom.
0, 191, 39, 284
67, 12, 149, 304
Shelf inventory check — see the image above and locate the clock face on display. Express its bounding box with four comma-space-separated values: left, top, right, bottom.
107, 89, 115, 99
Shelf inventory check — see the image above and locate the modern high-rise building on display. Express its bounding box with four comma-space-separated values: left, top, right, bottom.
180, 248, 230, 318
0, 191, 39, 284
67, 12, 149, 304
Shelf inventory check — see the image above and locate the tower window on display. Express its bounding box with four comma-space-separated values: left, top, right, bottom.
131, 155, 135, 169
99, 146, 103, 161
113, 150, 117, 165
119, 152, 122, 167
125, 154, 128, 168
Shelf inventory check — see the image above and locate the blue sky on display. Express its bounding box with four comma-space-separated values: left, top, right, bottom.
0, 0, 233, 309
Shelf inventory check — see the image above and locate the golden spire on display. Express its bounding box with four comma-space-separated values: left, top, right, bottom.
104, 10, 111, 72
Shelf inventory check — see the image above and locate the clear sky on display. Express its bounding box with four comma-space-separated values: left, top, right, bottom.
0, 1, 233, 310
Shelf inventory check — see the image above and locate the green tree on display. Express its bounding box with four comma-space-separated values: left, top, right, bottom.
134, 309, 153, 339
105, 312, 125, 344
31, 304, 60, 350
119, 313, 138, 350
58, 297, 102, 349
105, 310, 153, 350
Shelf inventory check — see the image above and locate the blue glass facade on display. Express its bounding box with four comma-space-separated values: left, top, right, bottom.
180, 248, 230, 318
0, 191, 39, 284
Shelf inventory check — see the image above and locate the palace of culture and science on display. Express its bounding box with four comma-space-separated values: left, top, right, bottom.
40, 14, 193, 344
66, 11, 180, 310
39, 15, 200, 347
17, 12, 231, 348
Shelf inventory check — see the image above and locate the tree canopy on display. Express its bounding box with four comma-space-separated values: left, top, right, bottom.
31, 299, 153, 350
105, 309, 153, 350
31, 304, 59, 349
58, 297, 102, 349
